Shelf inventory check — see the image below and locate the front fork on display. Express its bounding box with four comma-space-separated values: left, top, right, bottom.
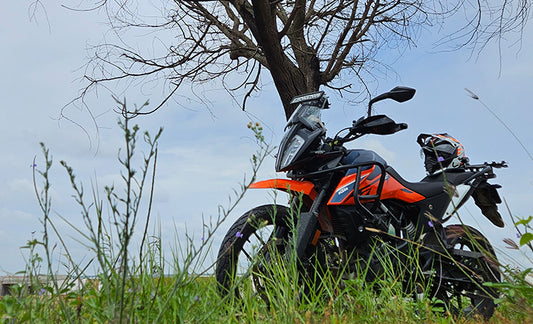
294, 176, 333, 262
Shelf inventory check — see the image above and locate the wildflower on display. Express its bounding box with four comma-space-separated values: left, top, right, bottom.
39, 288, 46, 296
194, 296, 200, 301
503, 238, 520, 250
428, 221, 434, 228
236, 231, 244, 238
30, 163, 37, 168
437, 156, 444, 162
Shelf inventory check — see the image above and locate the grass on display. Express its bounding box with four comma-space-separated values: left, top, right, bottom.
1, 99, 533, 323
2, 273, 528, 323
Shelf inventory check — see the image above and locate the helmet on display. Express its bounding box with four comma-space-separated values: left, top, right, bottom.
417, 133, 467, 174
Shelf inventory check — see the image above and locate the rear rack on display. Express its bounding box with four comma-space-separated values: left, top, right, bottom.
465, 161, 508, 172
463, 161, 507, 183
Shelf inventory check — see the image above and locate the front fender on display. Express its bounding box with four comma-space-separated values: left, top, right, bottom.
249, 179, 317, 200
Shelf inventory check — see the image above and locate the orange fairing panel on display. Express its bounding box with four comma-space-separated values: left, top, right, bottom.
381, 175, 425, 203
250, 179, 317, 200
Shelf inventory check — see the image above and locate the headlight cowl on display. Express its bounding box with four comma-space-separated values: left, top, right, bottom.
278, 134, 305, 171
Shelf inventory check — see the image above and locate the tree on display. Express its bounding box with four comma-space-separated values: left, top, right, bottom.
63, 0, 530, 119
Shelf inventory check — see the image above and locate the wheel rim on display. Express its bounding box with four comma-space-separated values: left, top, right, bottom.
228, 221, 291, 304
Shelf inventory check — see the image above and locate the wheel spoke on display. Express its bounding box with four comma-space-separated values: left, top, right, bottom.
241, 247, 253, 263
252, 228, 269, 247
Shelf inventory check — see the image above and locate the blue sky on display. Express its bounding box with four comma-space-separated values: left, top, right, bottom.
1, 2, 532, 274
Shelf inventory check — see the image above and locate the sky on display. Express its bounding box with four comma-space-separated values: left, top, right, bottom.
1, 2, 532, 275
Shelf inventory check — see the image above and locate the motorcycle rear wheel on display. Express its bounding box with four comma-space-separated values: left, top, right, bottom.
433, 224, 500, 320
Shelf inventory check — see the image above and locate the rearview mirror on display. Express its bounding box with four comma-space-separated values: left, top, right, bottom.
367, 86, 416, 116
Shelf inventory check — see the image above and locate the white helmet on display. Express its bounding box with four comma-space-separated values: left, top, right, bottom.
417, 133, 467, 174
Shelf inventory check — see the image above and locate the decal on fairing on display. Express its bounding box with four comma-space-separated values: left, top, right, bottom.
330, 181, 356, 204
328, 167, 375, 205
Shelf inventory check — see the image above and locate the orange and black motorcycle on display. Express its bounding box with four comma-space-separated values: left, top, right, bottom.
216, 87, 506, 319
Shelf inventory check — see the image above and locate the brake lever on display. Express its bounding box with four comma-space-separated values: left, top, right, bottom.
398, 123, 408, 130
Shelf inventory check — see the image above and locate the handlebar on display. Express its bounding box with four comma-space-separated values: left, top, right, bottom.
328, 121, 407, 147
326, 115, 407, 149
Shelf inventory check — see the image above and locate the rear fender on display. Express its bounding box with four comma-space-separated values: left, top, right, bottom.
249, 179, 317, 200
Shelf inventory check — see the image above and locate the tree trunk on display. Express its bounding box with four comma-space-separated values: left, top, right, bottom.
251, 0, 320, 120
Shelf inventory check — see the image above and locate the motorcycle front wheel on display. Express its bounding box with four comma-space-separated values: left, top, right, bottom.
215, 204, 296, 304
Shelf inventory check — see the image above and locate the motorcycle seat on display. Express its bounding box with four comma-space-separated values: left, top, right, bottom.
386, 166, 476, 198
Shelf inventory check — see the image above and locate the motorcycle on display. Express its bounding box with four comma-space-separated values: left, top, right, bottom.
216, 87, 506, 319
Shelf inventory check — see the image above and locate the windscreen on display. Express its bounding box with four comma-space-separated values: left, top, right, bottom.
286, 103, 323, 130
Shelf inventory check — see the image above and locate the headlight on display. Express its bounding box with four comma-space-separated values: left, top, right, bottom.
279, 134, 305, 170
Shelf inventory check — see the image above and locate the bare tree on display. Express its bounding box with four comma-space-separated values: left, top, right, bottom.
66, 0, 529, 119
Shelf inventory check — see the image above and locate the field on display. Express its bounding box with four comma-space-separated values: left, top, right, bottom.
1, 268, 532, 323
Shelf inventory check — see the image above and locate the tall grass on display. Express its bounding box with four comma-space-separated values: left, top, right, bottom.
487, 209, 533, 322
0, 99, 274, 322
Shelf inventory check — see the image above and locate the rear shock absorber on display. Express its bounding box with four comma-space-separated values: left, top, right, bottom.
403, 221, 416, 240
